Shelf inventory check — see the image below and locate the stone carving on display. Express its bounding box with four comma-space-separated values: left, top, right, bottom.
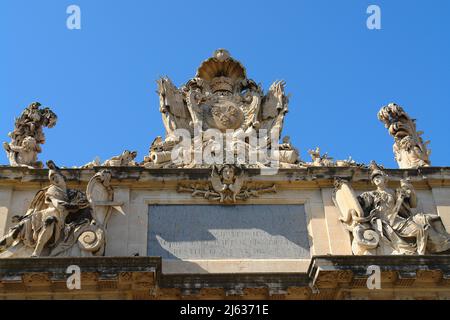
143, 136, 177, 168
333, 162, 450, 255
378, 103, 431, 169
3, 102, 57, 168
0, 161, 124, 258
80, 157, 101, 169
278, 136, 300, 165
102, 150, 138, 167
307, 147, 334, 166
306, 147, 362, 167
177, 165, 276, 203
143, 49, 294, 169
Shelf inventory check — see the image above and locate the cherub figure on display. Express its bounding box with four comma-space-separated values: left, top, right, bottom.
211, 165, 245, 202
3, 136, 42, 168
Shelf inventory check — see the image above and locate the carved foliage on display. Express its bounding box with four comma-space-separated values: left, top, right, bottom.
3, 102, 57, 168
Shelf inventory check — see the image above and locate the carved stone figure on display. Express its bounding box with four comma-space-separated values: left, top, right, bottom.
308, 147, 334, 166
307, 147, 361, 167
378, 103, 431, 169
144, 49, 294, 169
3, 102, 57, 168
278, 136, 300, 165
178, 165, 276, 203
0, 161, 123, 258
333, 162, 450, 255
80, 157, 101, 169
102, 150, 138, 167
143, 136, 178, 168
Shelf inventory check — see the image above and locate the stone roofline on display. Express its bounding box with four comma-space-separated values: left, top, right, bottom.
1, 165, 450, 189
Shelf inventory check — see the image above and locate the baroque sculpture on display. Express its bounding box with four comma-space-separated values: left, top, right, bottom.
378, 103, 431, 169
306, 147, 362, 167
3, 102, 57, 168
178, 164, 276, 203
143, 49, 298, 169
0, 161, 124, 258
80, 151, 138, 168
333, 162, 450, 255
102, 150, 138, 167
2, 50, 446, 260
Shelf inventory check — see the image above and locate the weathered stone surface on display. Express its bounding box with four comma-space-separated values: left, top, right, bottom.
0, 163, 124, 258
1, 50, 449, 301
378, 103, 431, 169
3, 102, 57, 169
334, 162, 450, 255
148, 204, 310, 259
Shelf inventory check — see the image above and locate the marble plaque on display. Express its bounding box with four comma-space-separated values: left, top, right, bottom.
148, 204, 310, 259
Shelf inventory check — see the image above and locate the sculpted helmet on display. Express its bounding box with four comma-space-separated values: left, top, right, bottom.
47, 160, 65, 182
369, 161, 388, 181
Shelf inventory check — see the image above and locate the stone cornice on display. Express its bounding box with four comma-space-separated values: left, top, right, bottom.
1, 166, 450, 189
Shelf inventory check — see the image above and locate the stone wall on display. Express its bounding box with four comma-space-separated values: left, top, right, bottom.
1, 166, 449, 274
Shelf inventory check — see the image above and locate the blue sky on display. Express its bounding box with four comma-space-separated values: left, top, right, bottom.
1, 0, 449, 168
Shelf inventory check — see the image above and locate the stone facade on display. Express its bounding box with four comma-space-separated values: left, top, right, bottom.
1, 50, 449, 300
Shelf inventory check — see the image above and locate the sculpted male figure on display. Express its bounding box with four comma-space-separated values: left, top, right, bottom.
0, 161, 89, 257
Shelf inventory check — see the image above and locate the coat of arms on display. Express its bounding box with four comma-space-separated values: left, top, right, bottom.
144, 49, 299, 169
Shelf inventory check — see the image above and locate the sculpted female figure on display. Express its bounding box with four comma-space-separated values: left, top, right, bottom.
334, 162, 450, 255
357, 164, 426, 254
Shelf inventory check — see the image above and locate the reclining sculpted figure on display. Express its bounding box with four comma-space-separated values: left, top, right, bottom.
0, 161, 123, 258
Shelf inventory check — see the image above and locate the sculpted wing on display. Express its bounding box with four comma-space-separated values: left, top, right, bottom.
210, 167, 226, 193
157, 78, 192, 134
242, 95, 261, 130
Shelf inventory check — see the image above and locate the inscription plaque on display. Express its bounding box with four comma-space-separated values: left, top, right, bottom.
148, 204, 310, 259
